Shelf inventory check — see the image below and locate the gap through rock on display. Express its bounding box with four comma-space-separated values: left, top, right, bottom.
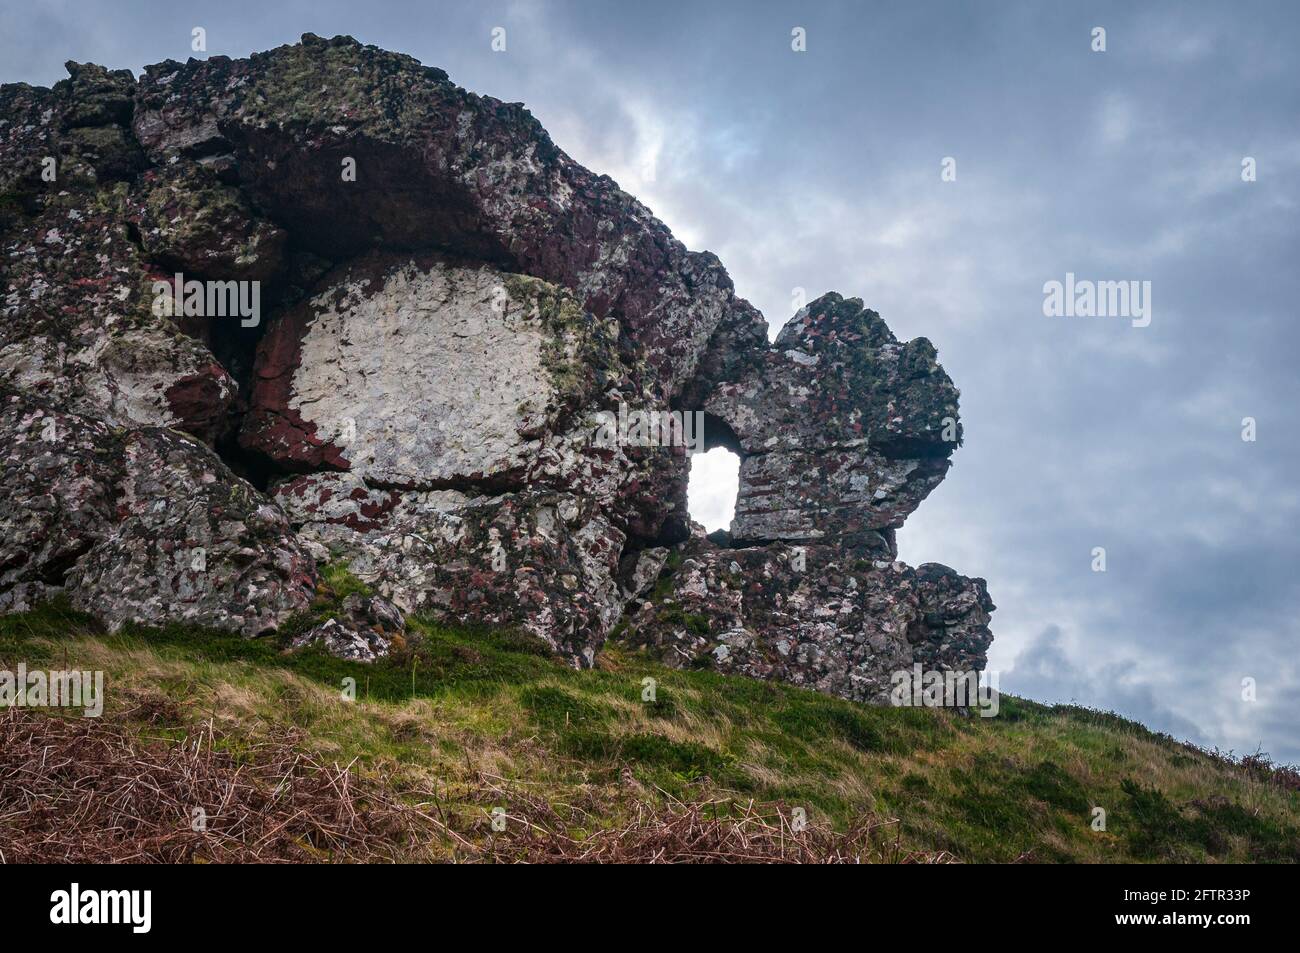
687, 447, 739, 535
686, 412, 743, 541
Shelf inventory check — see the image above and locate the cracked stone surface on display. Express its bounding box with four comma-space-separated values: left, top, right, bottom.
0, 388, 315, 634
619, 528, 994, 704
275, 476, 627, 667
703, 292, 961, 551
0, 35, 994, 696
0, 66, 276, 445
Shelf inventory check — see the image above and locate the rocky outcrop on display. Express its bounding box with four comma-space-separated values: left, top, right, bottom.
240, 253, 619, 484
0, 66, 255, 445
609, 293, 990, 698
127, 33, 767, 403
0, 388, 315, 633
0, 35, 993, 705
704, 292, 961, 553
619, 529, 993, 704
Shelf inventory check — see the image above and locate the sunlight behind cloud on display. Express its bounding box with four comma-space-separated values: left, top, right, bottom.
687, 448, 739, 532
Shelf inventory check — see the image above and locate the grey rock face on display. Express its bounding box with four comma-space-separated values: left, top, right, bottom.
240, 253, 620, 486
0, 389, 316, 634
0, 392, 120, 614
620, 532, 994, 704
702, 293, 961, 551
274, 472, 626, 667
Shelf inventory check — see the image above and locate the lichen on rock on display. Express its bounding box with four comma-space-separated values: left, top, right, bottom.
0, 388, 315, 634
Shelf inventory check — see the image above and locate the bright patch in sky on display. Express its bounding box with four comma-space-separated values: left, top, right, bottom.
687, 448, 739, 532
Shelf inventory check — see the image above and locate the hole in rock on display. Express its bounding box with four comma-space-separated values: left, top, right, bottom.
684, 411, 743, 541
686, 419, 740, 539
687, 447, 739, 535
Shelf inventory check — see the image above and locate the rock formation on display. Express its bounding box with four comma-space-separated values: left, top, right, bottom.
0, 35, 992, 699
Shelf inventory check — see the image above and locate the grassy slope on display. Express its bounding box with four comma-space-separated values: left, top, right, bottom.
2, 596, 1297, 863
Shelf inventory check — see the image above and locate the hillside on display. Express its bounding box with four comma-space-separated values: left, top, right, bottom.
3, 587, 1296, 863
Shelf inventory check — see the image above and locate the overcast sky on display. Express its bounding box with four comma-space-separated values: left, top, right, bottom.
4, 0, 1297, 761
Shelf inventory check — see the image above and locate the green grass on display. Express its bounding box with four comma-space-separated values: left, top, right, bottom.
2, 598, 1297, 862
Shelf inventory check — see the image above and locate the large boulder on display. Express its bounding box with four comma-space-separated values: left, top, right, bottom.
0, 36, 994, 697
